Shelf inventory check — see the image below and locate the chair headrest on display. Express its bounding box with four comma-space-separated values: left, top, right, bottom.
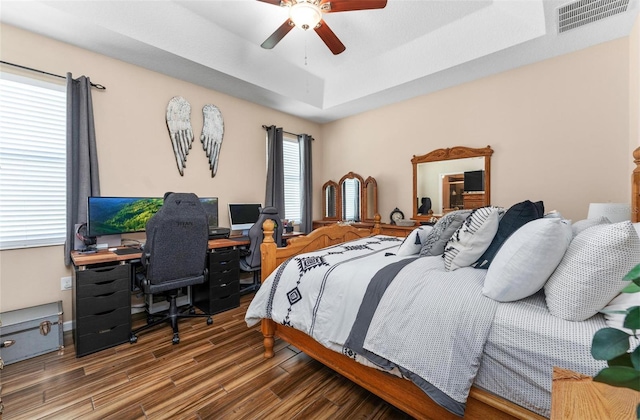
261, 206, 279, 216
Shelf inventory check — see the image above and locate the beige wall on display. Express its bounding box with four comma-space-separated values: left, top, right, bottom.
320, 36, 635, 225
0, 24, 321, 320
1, 22, 639, 324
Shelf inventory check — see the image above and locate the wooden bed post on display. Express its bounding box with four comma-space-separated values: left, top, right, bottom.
260, 219, 277, 358
633, 147, 640, 223
372, 213, 381, 235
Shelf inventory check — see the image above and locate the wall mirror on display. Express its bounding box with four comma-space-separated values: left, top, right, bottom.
412, 146, 493, 222
322, 172, 378, 223
322, 180, 340, 221
363, 176, 378, 222
339, 172, 364, 222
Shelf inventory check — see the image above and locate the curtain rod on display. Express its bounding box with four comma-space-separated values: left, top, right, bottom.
261, 125, 314, 140
0, 60, 106, 90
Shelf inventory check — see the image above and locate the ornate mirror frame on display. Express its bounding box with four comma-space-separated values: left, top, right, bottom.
363, 176, 378, 222
322, 180, 340, 221
412, 146, 493, 222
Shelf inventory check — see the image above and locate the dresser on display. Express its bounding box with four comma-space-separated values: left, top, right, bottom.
193, 248, 240, 315
72, 263, 131, 357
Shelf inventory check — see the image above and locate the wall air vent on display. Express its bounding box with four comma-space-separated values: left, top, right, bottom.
558, 0, 629, 33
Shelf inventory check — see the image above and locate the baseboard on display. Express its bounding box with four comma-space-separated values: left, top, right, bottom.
62, 320, 74, 332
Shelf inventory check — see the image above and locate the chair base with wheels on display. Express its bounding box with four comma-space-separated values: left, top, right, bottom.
130, 273, 213, 345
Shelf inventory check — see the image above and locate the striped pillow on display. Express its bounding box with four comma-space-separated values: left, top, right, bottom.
444, 207, 501, 271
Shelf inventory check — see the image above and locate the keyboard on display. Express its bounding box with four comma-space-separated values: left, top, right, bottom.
112, 247, 142, 255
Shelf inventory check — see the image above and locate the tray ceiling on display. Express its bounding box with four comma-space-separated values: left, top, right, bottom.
1, 0, 638, 123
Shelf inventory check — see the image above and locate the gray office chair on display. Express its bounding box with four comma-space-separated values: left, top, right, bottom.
130, 192, 212, 345
238, 206, 283, 294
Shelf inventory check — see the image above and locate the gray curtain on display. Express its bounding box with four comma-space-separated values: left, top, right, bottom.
299, 133, 313, 233
265, 125, 285, 217
64, 74, 100, 266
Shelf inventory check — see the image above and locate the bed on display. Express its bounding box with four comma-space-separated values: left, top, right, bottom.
245, 147, 640, 420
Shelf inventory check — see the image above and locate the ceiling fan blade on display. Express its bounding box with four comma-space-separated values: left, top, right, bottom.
321, 0, 387, 13
261, 19, 294, 49
256, 0, 282, 5
314, 20, 346, 55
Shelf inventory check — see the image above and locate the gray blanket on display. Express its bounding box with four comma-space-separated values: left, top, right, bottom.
345, 256, 497, 417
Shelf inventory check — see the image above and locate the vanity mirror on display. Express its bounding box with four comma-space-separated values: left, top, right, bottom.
412, 146, 493, 222
322, 180, 340, 221
321, 172, 378, 223
339, 172, 364, 222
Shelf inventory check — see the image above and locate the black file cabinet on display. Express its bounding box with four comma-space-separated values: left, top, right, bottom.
194, 248, 240, 314
72, 263, 131, 357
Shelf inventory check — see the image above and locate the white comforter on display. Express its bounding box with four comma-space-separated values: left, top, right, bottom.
245, 235, 406, 351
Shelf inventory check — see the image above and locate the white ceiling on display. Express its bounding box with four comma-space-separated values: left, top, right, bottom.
1, 0, 638, 123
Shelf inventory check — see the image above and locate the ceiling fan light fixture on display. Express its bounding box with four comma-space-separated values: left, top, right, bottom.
289, 1, 321, 30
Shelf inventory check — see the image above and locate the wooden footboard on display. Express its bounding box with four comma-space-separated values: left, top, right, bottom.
258, 220, 544, 419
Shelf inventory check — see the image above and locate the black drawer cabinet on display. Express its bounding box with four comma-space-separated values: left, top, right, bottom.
194, 248, 240, 314
73, 263, 131, 357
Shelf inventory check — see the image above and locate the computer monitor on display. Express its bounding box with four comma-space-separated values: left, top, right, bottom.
87, 197, 163, 238
228, 203, 262, 235
87, 196, 218, 245
199, 197, 219, 229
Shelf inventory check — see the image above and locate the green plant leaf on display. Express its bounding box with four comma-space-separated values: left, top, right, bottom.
623, 264, 640, 282
592, 328, 631, 360
622, 282, 640, 293
624, 264, 640, 282
593, 366, 640, 391
633, 346, 640, 371
624, 307, 640, 330
608, 352, 634, 368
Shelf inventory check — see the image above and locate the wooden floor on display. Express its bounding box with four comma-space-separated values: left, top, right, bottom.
0, 294, 411, 419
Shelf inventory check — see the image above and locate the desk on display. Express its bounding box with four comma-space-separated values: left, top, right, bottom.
70, 238, 250, 357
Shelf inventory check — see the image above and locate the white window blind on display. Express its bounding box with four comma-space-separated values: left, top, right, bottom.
0, 73, 67, 250
283, 135, 301, 223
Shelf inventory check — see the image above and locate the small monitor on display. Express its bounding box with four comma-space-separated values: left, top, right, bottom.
464, 170, 485, 192
228, 203, 262, 235
199, 197, 219, 229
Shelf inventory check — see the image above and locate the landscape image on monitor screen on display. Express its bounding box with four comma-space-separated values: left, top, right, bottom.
88, 197, 163, 236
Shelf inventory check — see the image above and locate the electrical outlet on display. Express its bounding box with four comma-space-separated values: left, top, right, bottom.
61, 276, 72, 291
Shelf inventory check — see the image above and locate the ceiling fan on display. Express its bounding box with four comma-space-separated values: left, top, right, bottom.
258, 0, 387, 55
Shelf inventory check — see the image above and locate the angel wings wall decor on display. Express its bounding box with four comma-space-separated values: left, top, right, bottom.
200, 104, 224, 177
165, 97, 225, 177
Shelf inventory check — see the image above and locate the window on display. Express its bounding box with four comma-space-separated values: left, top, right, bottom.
283, 134, 302, 223
0, 73, 67, 250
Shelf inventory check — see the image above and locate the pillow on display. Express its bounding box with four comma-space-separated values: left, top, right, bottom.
443, 207, 501, 271
544, 221, 640, 321
396, 225, 434, 256
419, 210, 471, 257
601, 292, 640, 334
482, 218, 572, 302
571, 216, 610, 238
474, 200, 544, 269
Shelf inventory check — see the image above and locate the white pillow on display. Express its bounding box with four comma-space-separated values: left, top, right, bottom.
396, 226, 434, 256
444, 207, 500, 271
571, 216, 609, 238
482, 218, 572, 302
601, 292, 640, 334
545, 221, 640, 321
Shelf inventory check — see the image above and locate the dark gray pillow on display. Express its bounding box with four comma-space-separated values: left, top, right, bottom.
474, 200, 544, 269
419, 210, 471, 256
